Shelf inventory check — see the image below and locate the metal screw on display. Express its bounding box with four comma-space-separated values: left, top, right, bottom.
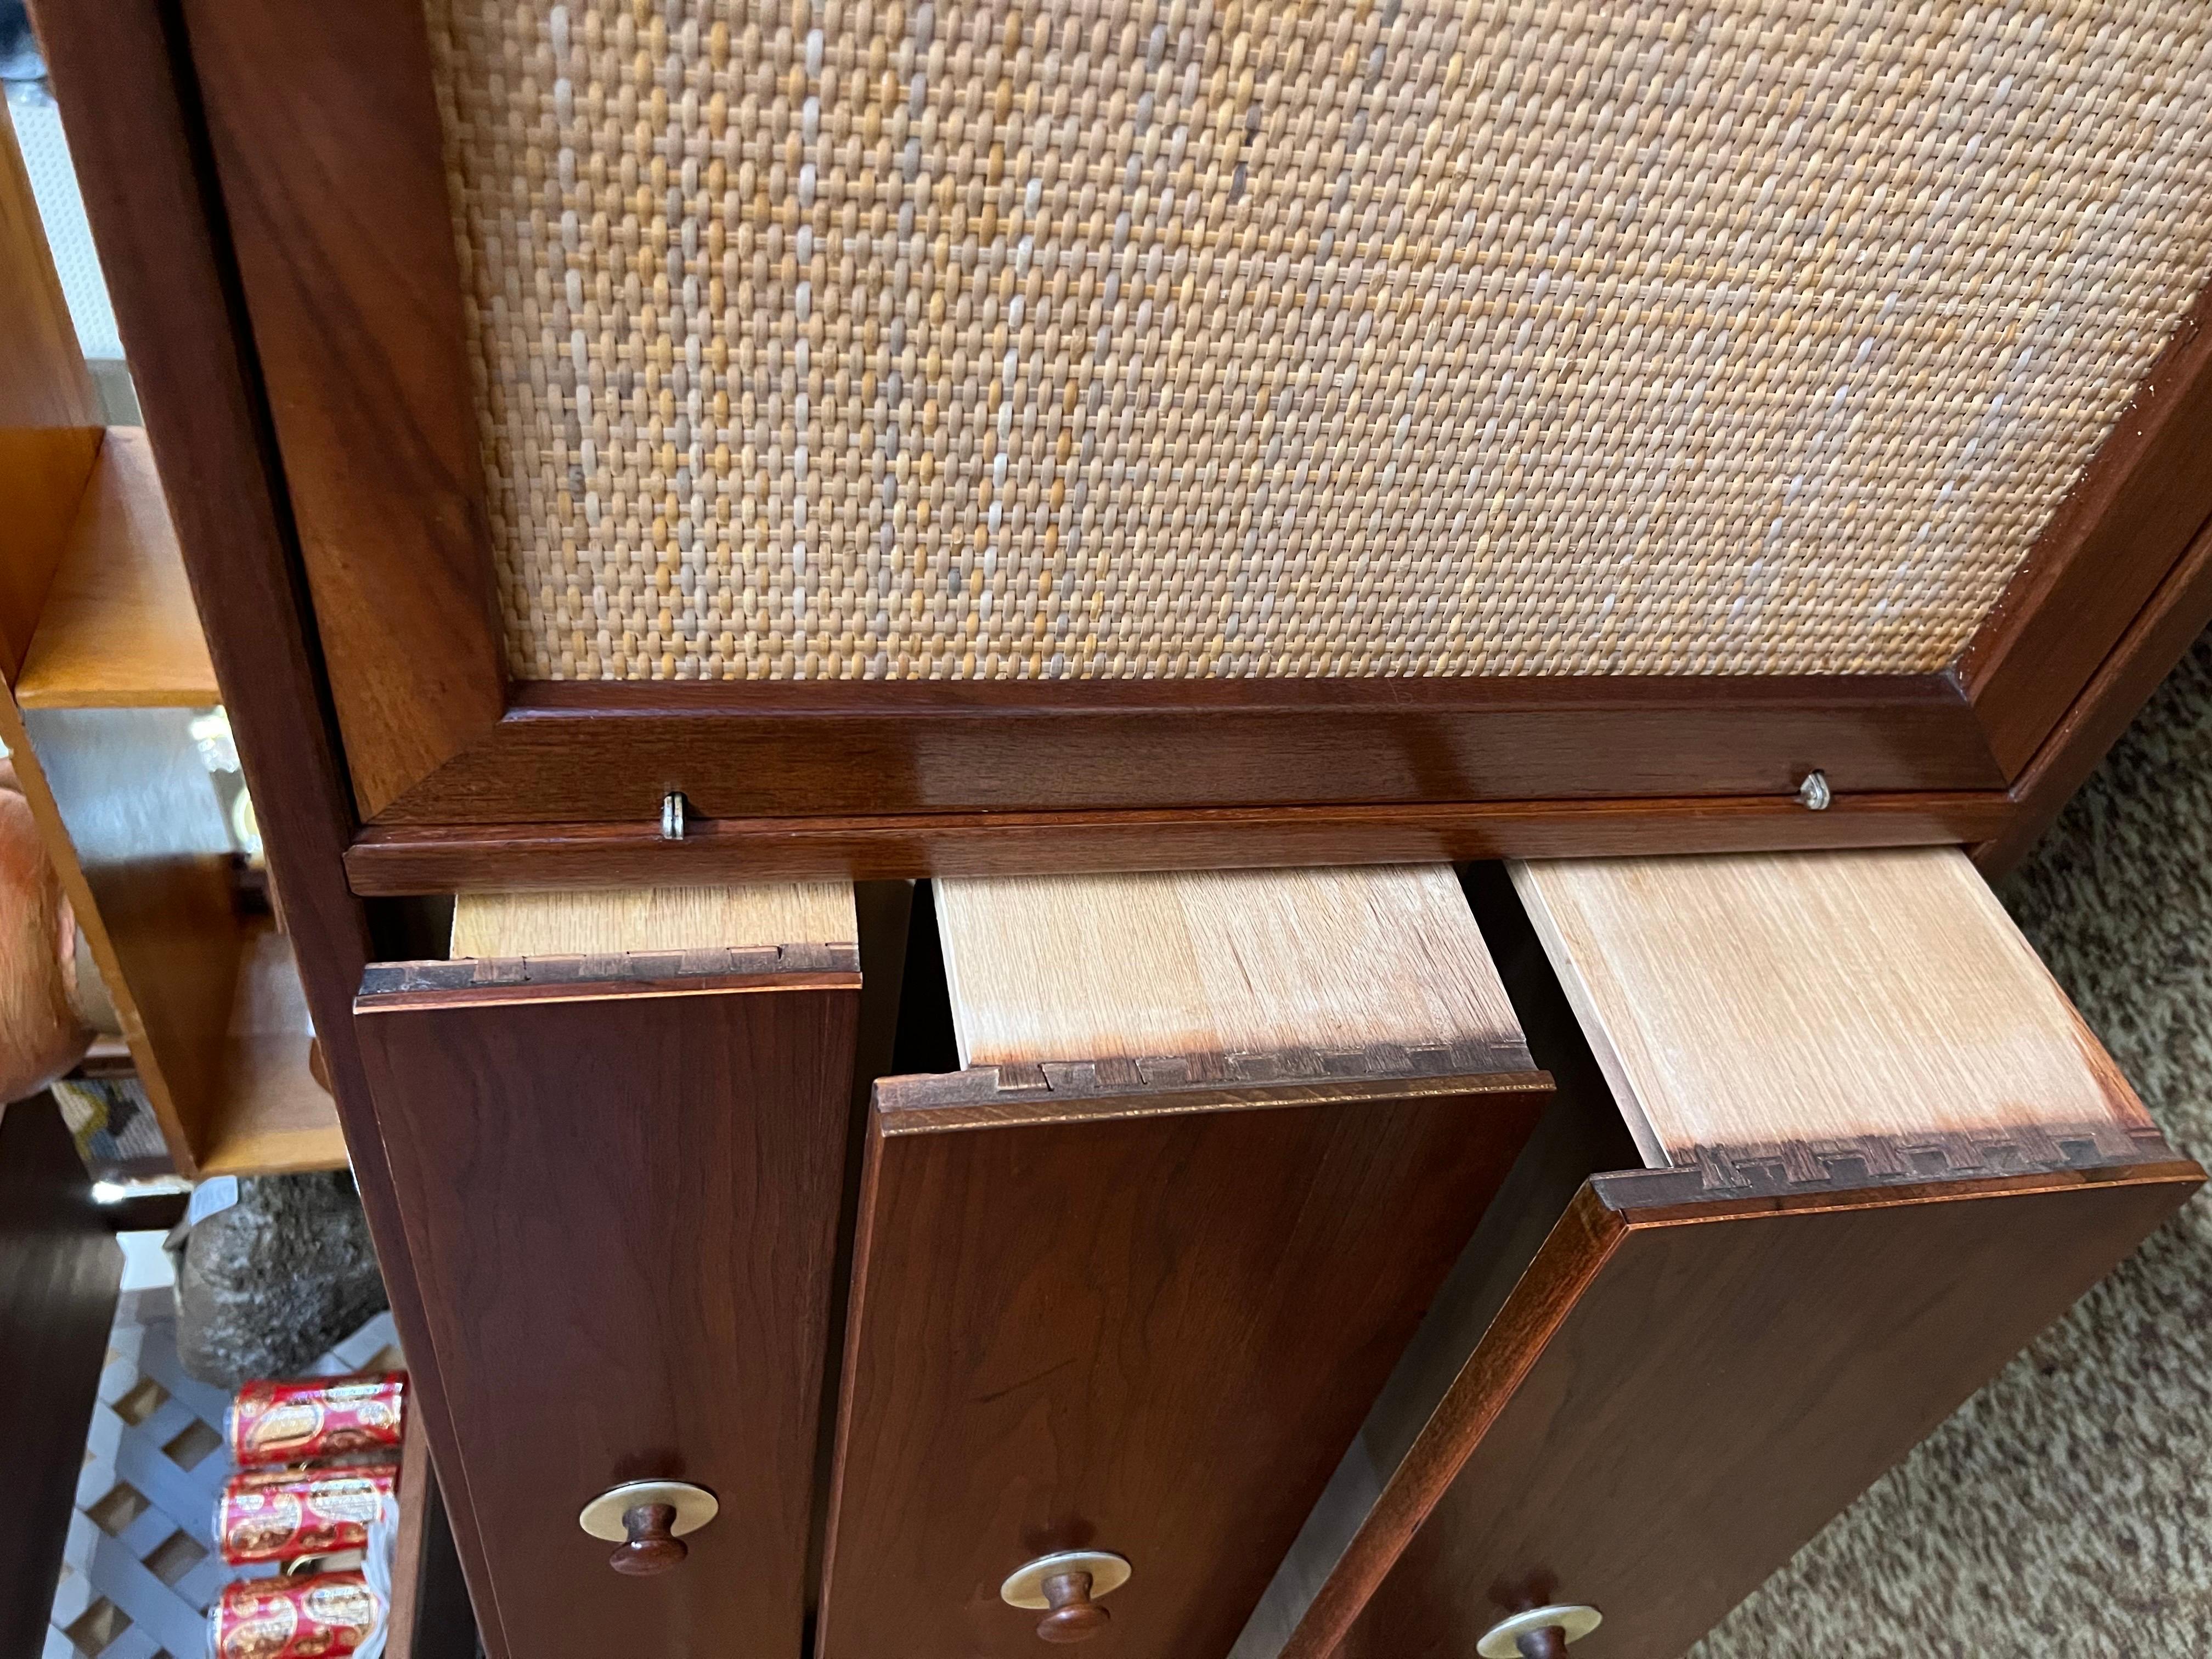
1797, 770, 1831, 811
661, 791, 688, 840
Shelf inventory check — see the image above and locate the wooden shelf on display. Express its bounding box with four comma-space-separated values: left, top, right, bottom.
194, 921, 347, 1176
15, 427, 218, 709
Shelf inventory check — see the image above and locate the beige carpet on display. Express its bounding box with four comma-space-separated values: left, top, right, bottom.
1696, 631, 2212, 1657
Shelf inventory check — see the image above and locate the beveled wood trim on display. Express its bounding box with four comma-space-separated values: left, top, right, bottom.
177, 0, 505, 819
28, 3, 511, 1654
342, 789, 2011, 893
1975, 509, 2212, 877
1960, 280, 2212, 776
366, 672, 2002, 826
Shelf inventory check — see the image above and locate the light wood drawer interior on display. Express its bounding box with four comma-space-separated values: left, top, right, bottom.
1236, 850, 2199, 1659
818, 866, 1553, 1659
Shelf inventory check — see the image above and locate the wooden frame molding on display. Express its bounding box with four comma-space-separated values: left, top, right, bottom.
342, 790, 2012, 893
29, 0, 514, 1650
64, 0, 2212, 883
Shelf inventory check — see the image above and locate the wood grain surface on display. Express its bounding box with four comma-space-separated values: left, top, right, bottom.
15, 427, 219, 708
937, 866, 1520, 1067
1277, 1160, 2202, 1659
1511, 848, 2149, 1165
178, 0, 505, 817
0, 1097, 123, 1659
357, 960, 859, 1659
1228, 865, 1647, 1659
196, 923, 346, 1176
1962, 280, 2212, 776
29, 0, 505, 1645
1978, 507, 2212, 876
342, 788, 2013, 894
450, 883, 856, 960
0, 97, 101, 685
819, 1063, 1550, 1659
366, 673, 2003, 827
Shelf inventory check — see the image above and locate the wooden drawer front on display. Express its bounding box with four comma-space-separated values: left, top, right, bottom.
1243, 850, 2204, 1659
354, 907, 860, 1659
817, 1063, 1549, 1659
1283, 1163, 2198, 1659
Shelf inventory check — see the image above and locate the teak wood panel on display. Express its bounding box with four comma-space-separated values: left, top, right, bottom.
152, 0, 2212, 856
1275, 1162, 2201, 1659
818, 1065, 1550, 1659
14, 427, 222, 709
0, 93, 101, 686
177, 0, 504, 819
354, 960, 860, 1659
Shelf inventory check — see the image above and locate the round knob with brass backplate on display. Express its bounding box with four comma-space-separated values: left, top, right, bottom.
1000, 1550, 1132, 1644
577, 1480, 719, 1577
1475, 1604, 1603, 1658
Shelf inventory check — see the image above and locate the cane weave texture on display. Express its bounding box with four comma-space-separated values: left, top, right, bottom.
425, 0, 2212, 682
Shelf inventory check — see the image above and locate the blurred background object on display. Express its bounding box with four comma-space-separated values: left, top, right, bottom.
0, 756, 93, 1102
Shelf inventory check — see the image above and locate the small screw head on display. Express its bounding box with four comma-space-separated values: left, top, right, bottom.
1797, 770, 1831, 811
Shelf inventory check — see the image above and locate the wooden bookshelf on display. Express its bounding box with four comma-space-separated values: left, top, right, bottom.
15, 427, 219, 709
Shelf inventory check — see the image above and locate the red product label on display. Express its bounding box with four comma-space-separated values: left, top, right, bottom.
217, 1463, 398, 1565
226, 1373, 407, 1468
208, 1571, 381, 1659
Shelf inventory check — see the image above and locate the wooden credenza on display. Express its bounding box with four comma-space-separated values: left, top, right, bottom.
341, 856, 2190, 1659
17, 3, 2212, 1655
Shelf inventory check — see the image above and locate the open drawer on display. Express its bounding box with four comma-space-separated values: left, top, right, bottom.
1235, 850, 2202, 1659
352, 885, 873, 1659
816, 867, 1553, 1659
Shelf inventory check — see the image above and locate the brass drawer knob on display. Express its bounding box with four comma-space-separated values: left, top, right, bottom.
1476, 1605, 1603, 1658
577, 1480, 719, 1577
1000, 1550, 1132, 1644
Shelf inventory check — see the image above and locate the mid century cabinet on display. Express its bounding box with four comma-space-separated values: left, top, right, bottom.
16, 1, 2212, 1654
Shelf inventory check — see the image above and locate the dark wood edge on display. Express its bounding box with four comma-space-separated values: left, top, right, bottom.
1961, 281, 2212, 776
1598, 1125, 2186, 1209
1598, 1154, 2207, 1226
1281, 1184, 1627, 1659
176, 0, 506, 819
343, 791, 2011, 892
26, 5, 512, 1653
360, 939, 861, 990
874, 1066, 1553, 1135
1974, 509, 2212, 877
365, 671, 2002, 827
356, 971, 861, 1015
516, 673, 1963, 718
0, 1098, 124, 1659
383, 1403, 432, 1659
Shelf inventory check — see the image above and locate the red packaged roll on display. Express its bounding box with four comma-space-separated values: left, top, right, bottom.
218, 1463, 398, 1565
207, 1571, 382, 1659
226, 1373, 407, 1468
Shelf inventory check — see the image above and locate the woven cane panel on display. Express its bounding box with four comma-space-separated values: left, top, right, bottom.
425, 0, 2212, 682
